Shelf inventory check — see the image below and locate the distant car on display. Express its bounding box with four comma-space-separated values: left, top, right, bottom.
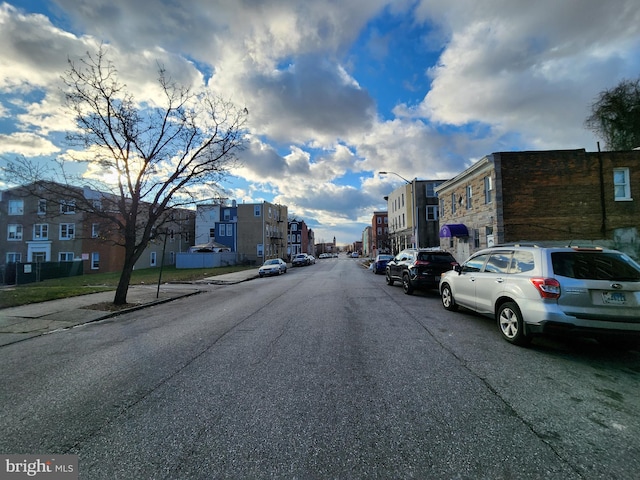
258, 258, 287, 277
351, 252, 359, 258
307, 255, 316, 264
386, 248, 458, 294
372, 254, 394, 274
292, 254, 308, 267
439, 244, 640, 347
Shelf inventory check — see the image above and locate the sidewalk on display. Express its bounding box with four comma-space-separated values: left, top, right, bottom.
0, 268, 261, 347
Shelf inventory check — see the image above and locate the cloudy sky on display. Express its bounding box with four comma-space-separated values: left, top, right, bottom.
1, 1, 639, 245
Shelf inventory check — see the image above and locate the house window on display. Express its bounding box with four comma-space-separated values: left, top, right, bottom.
223, 209, 231, 221
226, 224, 233, 236
268, 206, 272, 218
150, 251, 157, 267
33, 224, 48, 240
254, 205, 261, 217
8, 224, 23, 240
484, 176, 493, 204
8, 200, 24, 215
59, 252, 74, 261
297, 234, 301, 243
38, 199, 46, 215
92, 223, 99, 238
440, 199, 445, 217
6, 252, 21, 263
60, 200, 75, 214
91, 252, 100, 270
291, 224, 298, 231
92, 199, 102, 212
377, 217, 382, 224
210, 228, 216, 239
257, 244, 264, 256
474, 229, 480, 249
427, 205, 438, 221
219, 225, 225, 237
60, 223, 75, 240
426, 182, 436, 197
377, 227, 382, 235
466, 186, 473, 209
170, 229, 175, 243
451, 193, 456, 214
613, 168, 631, 201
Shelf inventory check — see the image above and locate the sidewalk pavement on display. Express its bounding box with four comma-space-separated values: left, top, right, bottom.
0, 268, 261, 347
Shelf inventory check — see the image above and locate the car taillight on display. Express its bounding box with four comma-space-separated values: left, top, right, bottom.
530, 278, 561, 299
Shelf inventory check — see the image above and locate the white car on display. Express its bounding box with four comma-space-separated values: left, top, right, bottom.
258, 258, 287, 277
439, 245, 640, 347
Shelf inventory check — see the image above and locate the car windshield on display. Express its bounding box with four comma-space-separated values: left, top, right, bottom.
378, 255, 393, 261
551, 252, 640, 281
265, 259, 279, 265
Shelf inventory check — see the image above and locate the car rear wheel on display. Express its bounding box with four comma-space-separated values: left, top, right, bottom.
441, 283, 458, 311
402, 273, 414, 295
385, 270, 394, 286
497, 302, 531, 346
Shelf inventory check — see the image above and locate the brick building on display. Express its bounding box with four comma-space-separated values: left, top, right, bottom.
435, 149, 640, 261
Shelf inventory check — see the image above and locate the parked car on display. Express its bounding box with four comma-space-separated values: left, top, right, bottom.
292, 254, 309, 267
351, 252, 359, 258
386, 248, 458, 294
258, 258, 288, 277
307, 254, 316, 264
439, 245, 640, 347
372, 254, 394, 274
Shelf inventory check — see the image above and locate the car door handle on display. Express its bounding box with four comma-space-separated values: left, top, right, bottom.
496, 278, 504, 283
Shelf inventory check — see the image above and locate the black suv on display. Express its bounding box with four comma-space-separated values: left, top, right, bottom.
386, 248, 458, 294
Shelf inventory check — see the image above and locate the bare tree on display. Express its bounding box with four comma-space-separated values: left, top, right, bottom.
5, 47, 247, 305
585, 77, 640, 151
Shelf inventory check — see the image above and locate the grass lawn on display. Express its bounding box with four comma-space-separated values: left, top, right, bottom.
0, 265, 255, 309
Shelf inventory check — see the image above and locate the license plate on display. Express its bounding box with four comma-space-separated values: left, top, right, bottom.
602, 291, 626, 305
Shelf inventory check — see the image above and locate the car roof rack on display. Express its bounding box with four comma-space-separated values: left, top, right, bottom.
493, 243, 542, 248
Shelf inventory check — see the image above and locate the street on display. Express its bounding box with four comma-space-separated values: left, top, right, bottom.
1, 256, 639, 479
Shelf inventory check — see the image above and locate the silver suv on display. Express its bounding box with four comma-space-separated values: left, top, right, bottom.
439, 245, 640, 346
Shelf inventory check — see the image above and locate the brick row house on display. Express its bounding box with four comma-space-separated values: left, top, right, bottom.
0, 182, 195, 282
435, 149, 640, 262
288, 218, 314, 258
371, 211, 389, 257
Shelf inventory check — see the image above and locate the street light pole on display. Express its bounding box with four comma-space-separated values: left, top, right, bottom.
379, 171, 419, 249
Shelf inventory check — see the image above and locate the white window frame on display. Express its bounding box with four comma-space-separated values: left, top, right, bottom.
92, 223, 99, 238
38, 199, 46, 215
613, 168, 632, 201
254, 205, 261, 217
60, 200, 76, 214
218, 225, 225, 237
427, 205, 438, 221
484, 176, 493, 204
91, 252, 100, 270
60, 223, 75, 240
8, 200, 24, 215
7, 252, 22, 263
226, 224, 233, 236
59, 252, 74, 262
466, 185, 473, 209
150, 251, 157, 267
8, 224, 23, 240
33, 224, 48, 240
257, 243, 264, 257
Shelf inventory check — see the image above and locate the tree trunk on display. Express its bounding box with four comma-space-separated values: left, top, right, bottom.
113, 260, 135, 305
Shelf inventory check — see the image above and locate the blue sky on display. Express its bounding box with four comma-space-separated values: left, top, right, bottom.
1, 0, 639, 245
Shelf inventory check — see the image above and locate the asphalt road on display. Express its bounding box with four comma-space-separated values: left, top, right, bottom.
1, 257, 639, 479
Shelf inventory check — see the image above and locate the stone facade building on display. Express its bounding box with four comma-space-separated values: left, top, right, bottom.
435, 149, 640, 262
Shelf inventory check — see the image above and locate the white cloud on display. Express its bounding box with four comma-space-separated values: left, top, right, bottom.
0, 132, 60, 156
